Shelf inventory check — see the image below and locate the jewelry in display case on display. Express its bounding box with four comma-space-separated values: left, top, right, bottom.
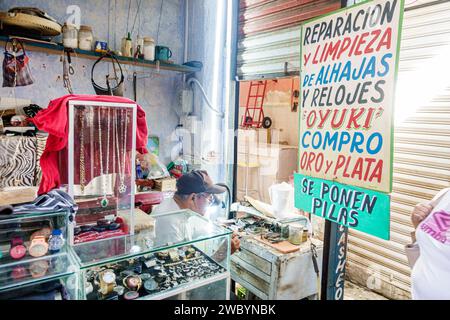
72, 210, 232, 300
67, 101, 137, 244
0, 211, 78, 300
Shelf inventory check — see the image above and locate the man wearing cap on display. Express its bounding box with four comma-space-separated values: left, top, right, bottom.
153, 170, 240, 254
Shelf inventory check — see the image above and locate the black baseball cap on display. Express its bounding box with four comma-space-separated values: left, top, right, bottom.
176, 170, 226, 195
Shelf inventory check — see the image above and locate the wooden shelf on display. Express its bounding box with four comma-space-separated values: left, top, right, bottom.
0, 35, 201, 74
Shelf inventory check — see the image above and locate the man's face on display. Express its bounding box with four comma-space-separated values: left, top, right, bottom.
192, 192, 213, 216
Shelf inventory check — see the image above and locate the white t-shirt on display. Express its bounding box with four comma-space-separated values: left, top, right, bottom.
412, 190, 450, 300
151, 198, 225, 257
152, 198, 191, 246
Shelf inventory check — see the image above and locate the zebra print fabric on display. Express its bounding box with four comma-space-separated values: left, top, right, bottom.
0, 136, 37, 187
34, 133, 47, 186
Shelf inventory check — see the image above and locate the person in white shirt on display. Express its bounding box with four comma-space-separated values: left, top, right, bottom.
152, 170, 240, 254
406, 188, 450, 300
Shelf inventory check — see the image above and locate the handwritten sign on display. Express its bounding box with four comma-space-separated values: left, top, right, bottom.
299, 0, 404, 193
295, 173, 390, 239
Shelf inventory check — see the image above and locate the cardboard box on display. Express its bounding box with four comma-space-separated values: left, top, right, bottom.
0, 187, 38, 206
154, 178, 177, 192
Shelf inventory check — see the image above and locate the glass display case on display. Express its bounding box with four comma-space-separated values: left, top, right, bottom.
71, 209, 232, 300
66, 101, 137, 245
0, 210, 79, 300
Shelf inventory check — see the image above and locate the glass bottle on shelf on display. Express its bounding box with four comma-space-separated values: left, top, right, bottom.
143, 37, 155, 61
78, 25, 94, 51
63, 23, 78, 49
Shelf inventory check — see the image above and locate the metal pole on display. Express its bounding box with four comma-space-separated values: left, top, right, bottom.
321, 221, 349, 300
230, 0, 240, 297
320, 0, 350, 301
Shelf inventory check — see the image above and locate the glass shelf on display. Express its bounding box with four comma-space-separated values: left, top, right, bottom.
0, 210, 68, 223
0, 210, 70, 266
139, 272, 229, 300
0, 35, 201, 74
71, 210, 232, 300
0, 252, 76, 292
72, 209, 232, 268
0, 208, 74, 298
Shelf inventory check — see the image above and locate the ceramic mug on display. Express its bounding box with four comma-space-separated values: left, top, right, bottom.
155, 46, 172, 61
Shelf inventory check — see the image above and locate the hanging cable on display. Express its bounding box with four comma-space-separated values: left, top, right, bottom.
126, 0, 132, 33
187, 78, 225, 118
130, 0, 143, 36
156, 0, 164, 44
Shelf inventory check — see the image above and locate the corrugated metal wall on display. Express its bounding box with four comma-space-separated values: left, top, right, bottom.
346, 0, 450, 300
237, 0, 341, 80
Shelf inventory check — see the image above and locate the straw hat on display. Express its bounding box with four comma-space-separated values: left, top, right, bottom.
0, 10, 62, 36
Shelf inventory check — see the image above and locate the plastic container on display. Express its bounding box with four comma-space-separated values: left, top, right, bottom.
121, 32, 133, 58
48, 229, 65, 254
269, 182, 295, 219
62, 23, 78, 49
143, 37, 155, 61
78, 25, 94, 51
288, 223, 303, 245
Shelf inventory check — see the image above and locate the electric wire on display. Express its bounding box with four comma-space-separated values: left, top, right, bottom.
187, 78, 225, 118
126, 0, 132, 33
130, 0, 143, 36
156, 0, 165, 44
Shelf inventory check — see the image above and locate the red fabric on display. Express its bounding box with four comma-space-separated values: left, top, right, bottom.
32, 94, 148, 195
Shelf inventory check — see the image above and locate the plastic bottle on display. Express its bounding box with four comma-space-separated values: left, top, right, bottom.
136, 159, 143, 179
48, 229, 65, 254
122, 32, 133, 58
173, 157, 188, 174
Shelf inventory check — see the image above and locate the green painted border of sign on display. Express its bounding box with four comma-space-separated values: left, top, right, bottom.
298, 0, 405, 194
294, 173, 391, 240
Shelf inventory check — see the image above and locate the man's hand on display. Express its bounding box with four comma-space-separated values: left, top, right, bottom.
411, 203, 433, 229
231, 233, 241, 254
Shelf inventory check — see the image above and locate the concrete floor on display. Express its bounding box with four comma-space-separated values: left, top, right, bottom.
344, 281, 388, 300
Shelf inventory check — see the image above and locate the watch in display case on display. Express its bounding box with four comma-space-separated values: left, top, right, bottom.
123, 291, 139, 300
29, 260, 50, 278
73, 210, 232, 300
30, 227, 52, 241
123, 274, 142, 291
11, 266, 27, 280
0, 209, 76, 299
29, 236, 49, 257
48, 229, 65, 254
143, 278, 158, 294
9, 236, 27, 260
99, 269, 116, 296
113, 285, 125, 296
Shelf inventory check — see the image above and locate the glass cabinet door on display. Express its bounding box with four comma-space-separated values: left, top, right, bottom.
0, 210, 76, 299
66, 101, 137, 245
72, 210, 232, 300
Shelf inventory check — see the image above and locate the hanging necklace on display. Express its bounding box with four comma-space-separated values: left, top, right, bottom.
89, 107, 95, 181
119, 109, 128, 194
114, 109, 126, 194
114, 109, 120, 188
79, 109, 86, 194
106, 108, 111, 196
98, 108, 109, 208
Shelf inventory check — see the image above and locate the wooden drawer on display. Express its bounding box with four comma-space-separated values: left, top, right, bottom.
233, 248, 272, 276
231, 257, 271, 299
